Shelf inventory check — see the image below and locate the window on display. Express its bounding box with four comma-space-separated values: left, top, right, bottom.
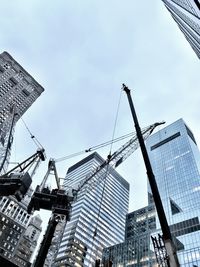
31, 229, 37, 239
0, 66, 4, 73
151, 132, 180, 150
9, 77, 18, 87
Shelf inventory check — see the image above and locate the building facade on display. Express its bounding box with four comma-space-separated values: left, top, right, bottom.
14, 214, 42, 266
146, 118, 200, 266
0, 189, 32, 265
0, 189, 43, 267
0, 51, 44, 266
102, 204, 157, 267
54, 152, 129, 266
162, 0, 200, 59
0, 51, 44, 173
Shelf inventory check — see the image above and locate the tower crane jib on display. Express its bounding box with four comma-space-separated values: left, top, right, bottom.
71, 121, 165, 196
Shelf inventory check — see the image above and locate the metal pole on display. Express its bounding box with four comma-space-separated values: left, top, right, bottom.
33, 214, 59, 267
123, 84, 179, 267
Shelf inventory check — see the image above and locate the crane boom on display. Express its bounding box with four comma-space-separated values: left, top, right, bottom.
30, 122, 164, 266
123, 84, 180, 267
71, 122, 165, 196
0, 148, 45, 200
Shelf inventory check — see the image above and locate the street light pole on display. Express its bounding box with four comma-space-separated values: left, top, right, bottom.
123, 84, 180, 267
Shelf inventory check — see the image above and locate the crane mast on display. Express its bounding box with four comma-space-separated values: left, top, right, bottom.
123, 84, 180, 267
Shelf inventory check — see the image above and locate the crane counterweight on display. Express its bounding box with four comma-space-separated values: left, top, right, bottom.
0, 149, 46, 200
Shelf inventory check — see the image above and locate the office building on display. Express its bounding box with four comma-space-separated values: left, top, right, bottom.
54, 152, 129, 266
0, 51, 44, 265
13, 214, 42, 267
162, 0, 200, 59
0, 51, 44, 173
0, 189, 32, 264
146, 118, 200, 266
102, 204, 157, 267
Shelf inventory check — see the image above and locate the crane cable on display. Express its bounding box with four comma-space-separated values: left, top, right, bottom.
55, 131, 135, 162
87, 163, 110, 264
21, 117, 44, 149
90, 89, 122, 260
56, 90, 123, 165
109, 88, 122, 156
84, 89, 123, 193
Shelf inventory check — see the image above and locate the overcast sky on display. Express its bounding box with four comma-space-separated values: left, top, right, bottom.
1, 0, 200, 254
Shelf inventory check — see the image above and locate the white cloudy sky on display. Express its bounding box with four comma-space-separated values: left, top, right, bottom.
1, 0, 200, 251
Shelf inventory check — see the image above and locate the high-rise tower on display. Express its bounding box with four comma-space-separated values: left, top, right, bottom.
102, 204, 157, 266
54, 152, 129, 266
0, 52, 44, 266
0, 189, 32, 264
0, 51, 44, 173
146, 118, 200, 266
14, 214, 42, 266
162, 0, 200, 59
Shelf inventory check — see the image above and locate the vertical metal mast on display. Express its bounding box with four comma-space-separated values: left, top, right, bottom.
123, 84, 180, 267
33, 214, 60, 267
0, 109, 18, 174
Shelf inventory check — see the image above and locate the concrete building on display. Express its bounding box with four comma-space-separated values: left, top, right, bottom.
14, 214, 42, 266
54, 152, 129, 266
0, 51, 44, 266
0, 51, 44, 173
161, 0, 200, 59
146, 118, 200, 266
0, 189, 43, 267
0, 189, 32, 265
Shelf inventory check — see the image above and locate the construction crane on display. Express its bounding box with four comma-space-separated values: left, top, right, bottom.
0, 148, 45, 201
28, 121, 164, 267
123, 84, 180, 267
0, 101, 46, 201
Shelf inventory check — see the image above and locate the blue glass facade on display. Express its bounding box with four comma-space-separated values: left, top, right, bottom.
102, 204, 157, 266
146, 119, 200, 266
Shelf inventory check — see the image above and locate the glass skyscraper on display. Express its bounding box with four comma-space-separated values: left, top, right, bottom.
54, 152, 129, 267
146, 118, 200, 266
161, 0, 200, 59
102, 204, 157, 267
